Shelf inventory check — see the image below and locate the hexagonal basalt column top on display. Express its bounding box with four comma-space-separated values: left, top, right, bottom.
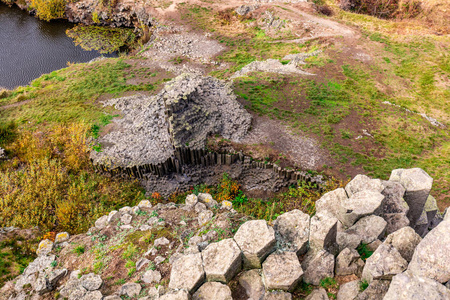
168, 252, 205, 293
202, 238, 242, 283
234, 220, 276, 269
262, 251, 303, 292
340, 190, 384, 227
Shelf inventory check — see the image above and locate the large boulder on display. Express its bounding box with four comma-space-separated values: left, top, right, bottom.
302, 250, 335, 285
273, 209, 310, 256
119, 283, 141, 298
345, 174, 384, 198
361, 243, 408, 283
355, 280, 389, 300
202, 238, 242, 283
238, 269, 265, 300
36, 239, 53, 256
346, 215, 386, 244
169, 253, 205, 293
193, 282, 232, 300
262, 251, 303, 291
160, 290, 190, 300
384, 226, 421, 262
408, 219, 450, 283
309, 213, 338, 253
315, 188, 348, 220
389, 168, 433, 227
263, 291, 292, 300
305, 288, 328, 300
383, 271, 450, 300
339, 190, 384, 227
234, 220, 276, 268
337, 280, 360, 300
335, 248, 364, 276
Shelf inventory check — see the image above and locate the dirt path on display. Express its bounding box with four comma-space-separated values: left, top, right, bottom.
0, 99, 31, 110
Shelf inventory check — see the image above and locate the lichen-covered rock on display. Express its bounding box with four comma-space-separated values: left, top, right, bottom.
193, 282, 232, 300
384, 271, 450, 300
315, 188, 348, 220
335, 248, 364, 276
198, 193, 219, 208
273, 209, 310, 255
221, 200, 233, 210
142, 270, 162, 284
238, 269, 265, 300
361, 243, 408, 283
80, 273, 102, 291
95, 215, 108, 229
198, 210, 213, 226
263, 291, 292, 300
339, 191, 384, 227
302, 250, 335, 285
384, 226, 421, 262
119, 283, 142, 297
337, 280, 359, 300
345, 174, 384, 198
346, 215, 387, 244
160, 289, 190, 300
337, 231, 362, 252
202, 238, 241, 283
138, 200, 153, 209
408, 219, 450, 283
186, 194, 198, 206
262, 251, 303, 291
169, 253, 205, 292
389, 168, 433, 226
120, 213, 133, 225
55, 232, 70, 244
305, 288, 328, 300
81, 290, 103, 300
355, 280, 389, 300
36, 239, 53, 256
309, 213, 338, 253
234, 220, 276, 268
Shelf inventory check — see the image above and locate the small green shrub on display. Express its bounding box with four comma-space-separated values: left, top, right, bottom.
73, 245, 85, 256
30, 0, 66, 21
357, 243, 374, 261
360, 280, 369, 291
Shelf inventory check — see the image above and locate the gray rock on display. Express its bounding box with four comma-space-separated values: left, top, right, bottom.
119, 283, 142, 297
339, 191, 384, 227
68, 286, 88, 300
361, 243, 408, 283
346, 215, 387, 244
35, 275, 51, 294
107, 210, 120, 223
263, 291, 292, 300
169, 253, 205, 293
138, 200, 153, 209
55, 232, 70, 243
315, 188, 348, 220
186, 194, 198, 206
234, 220, 276, 268
303, 250, 335, 285
337, 280, 360, 300
335, 248, 364, 276
424, 195, 439, 227
305, 288, 328, 300
136, 258, 149, 271
198, 193, 218, 208
154, 237, 170, 247
366, 239, 382, 252
198, 210, 214, 226
262, 251, 303, 291
193, 282, 232, 300
36, 239, 53, 256
337, 231, 362, 252
273, 209, 310, 256
142, 270, 162, 284
235, 4, 258, 16
345, 174, 384, 198
221, 200, 233, 210
238, 269, 265, 300
389, 168, 433, 226
155, 255, 165, 265
160, 289, 190, 300
309, 213, 338, 253
355, 280, 389, 300
384, 226, 421, 262
81, 291, 103, 300
382, 213, 410, 236
195, 202, 207, 213
80, 273, 103, 291
408, 219, 450, 283
384, 271, 450, 300
120, 213, 133, 225
414, 210, 429, 236
103, 295, 121, 300
202, 238, 242, 283
48, 268, 67, 286
95, 215, 108, 229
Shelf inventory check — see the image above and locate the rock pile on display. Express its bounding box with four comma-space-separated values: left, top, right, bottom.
3, 168, 450, 300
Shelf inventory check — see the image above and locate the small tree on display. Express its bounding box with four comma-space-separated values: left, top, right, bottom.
30, 0, 66, 22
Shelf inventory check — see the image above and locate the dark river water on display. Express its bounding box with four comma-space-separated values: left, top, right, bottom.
0, 3, 116, 89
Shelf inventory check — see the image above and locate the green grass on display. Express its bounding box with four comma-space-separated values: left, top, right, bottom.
73, 245, 86, 256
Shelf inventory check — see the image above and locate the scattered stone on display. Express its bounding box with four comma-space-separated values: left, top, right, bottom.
339, 191, 384, 227
389, 168, 433, 226
238, 269, 265, 300
335, 248, 364, 276
0, 147, 6, 160
384, 226, 421, 262
155, 256, 165, 265
193, 282, 232, 300
345, 174, 384, 198
336, 231, 362, 252
81, 290, 103, 300
314, 188, 348, 220
202, 238, 242, 283
36, 239, 53, 256
355, 280, 389, 300
235, 4, 258, 16
408, 219, 450, 283
305, 288, 328, 300
303, 250, 335, 285
136, 258, 149, 271
263, 291, 292, 300
186, 194, 198, 206
55, 232, 70, 243
221, 200, 233, 210
120, 213, 133, 225
142, 270, 162, 284
309, 213, 338, 253
262, 251, 303, 291
48, 268, 68, 286
346, 215, 387, 244
138, 200, 153, 209
361, 243, 408, 283
95, 215, 108, 229
80, 273, 102, 291
273, 209, 310, 255
107, 210, 120, 223
119, 206, 132, 214
169, 253, 205, 293
140, 224, 152, 231
198, 193, 218, 208
382, 213, 410, 236
337, 280, 360, 300
234, 220, 276, 268
195, 202, 207, 213
198, 210, 214, 225
154, 237, 170, 247
160, 289, 190, 300
119, 283, 142, 297
384, 271, 450, 299
35, 276, 51, 294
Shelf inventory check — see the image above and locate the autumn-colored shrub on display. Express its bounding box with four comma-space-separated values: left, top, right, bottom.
30, 0, 66, 21
340, 0, 421, 19
215, 173, 241, 202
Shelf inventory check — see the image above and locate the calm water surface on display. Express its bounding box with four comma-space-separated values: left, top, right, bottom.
0, 3, 116, 89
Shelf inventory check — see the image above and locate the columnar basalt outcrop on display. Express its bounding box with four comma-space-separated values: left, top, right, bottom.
3, 168, 449, 300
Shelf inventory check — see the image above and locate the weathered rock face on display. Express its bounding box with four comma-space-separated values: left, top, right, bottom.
335, 248, 364, 276
305, 288, 328, 300
238, 269, 265, 300
91, 74, 251, 169
346, 215, 387, 244
193, 282, 233, 300
408, 219, 450, 283
339, 190, 384, 227
345, 174, 384, 198
168, 253, 205, 292
384, 226, 422, 262
337, 280, 359, 300
262, 251, 303, 291
202, 238, 242, 283
302, 250, 335, 285
355, 280, 390, 300
315, 188, 348, 220
309, 213, 338, 253
383, 271, 450, 300
273, 209, 310, 255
